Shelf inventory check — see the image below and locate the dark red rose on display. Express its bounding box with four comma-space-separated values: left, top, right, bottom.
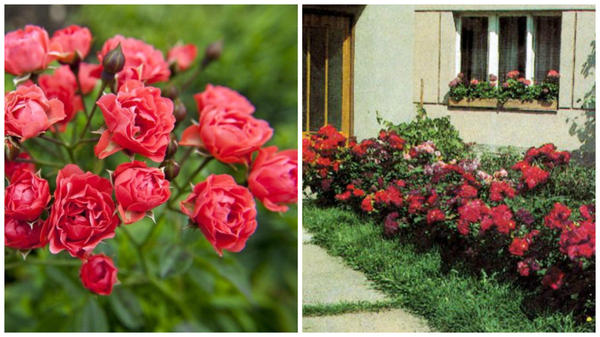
5, 216, 45, 250
42, 164, 120, 258
5, 169, 50, 221
113, 161, 171, 224
180, 174, 257, 256
79, 254, 118, 295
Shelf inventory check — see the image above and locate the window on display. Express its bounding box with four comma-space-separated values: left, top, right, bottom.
303, 13, 352, 135
456, 14, 561, 83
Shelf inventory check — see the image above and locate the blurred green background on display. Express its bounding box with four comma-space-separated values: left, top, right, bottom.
5, 5, 298, 332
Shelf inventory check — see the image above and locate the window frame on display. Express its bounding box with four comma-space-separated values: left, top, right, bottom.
455, 11, 562, 82
303, 13, 354, 137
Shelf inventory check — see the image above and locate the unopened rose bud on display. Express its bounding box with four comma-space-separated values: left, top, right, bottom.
101, 43, 125, 82
5, 137, 20, 161
165, 136, 178, 159
202, 40, 223, 68
163, 159, 180, 181
163, 85, 179, 100
173, 98, 187, 123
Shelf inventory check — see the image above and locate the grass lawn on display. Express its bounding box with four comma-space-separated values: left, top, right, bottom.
303, 201, 594, 332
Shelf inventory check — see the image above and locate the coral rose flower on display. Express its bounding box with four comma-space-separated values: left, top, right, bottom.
194, 84, 255, 115
94, 80, 175, 162
5, 25, 52, 76
98, 35, 170, 87
180, 107, 272, 165
5, 169, 51, 221
38, 65, 84, 132
78, 62, 102, 94
5, 84, 66, 141
42, 164, 120, 258
80, 254, 118, 295
248, 146, 298, 212
180, 174, 258, 256
5, 216, 46, 250
167, 43, 198, 71
113, 161, 171, 224
49, 25, 92, 64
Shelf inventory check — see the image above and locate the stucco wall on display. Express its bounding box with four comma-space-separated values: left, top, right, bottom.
352, 5, 415, 140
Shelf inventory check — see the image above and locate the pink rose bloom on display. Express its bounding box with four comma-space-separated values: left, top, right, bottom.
98, 35, 170, 87
49, 25, 92, 64
194, 84, 255, 114
94, 80, 175, 162
5, 25, 52, 76
167, 43, 198, 71
181, 174, 258, 256
249, 146, 298, 212
38, 65, 83, 132
113, 161, 171, 224
5, 84, 65, 141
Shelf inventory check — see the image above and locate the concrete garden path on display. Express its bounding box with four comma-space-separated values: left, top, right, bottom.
302, 229, 430, 332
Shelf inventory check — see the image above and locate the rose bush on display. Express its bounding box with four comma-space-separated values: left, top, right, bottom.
303, 116, 595, 323
4, 7, 297, 332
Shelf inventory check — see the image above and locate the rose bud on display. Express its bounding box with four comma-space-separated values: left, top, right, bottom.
100, 42, 125, 82
5, 169, 51, 221
163, 159, 181, 181
5, 137, 20, 161
5, 152, 35, 181
94, 80, 175, 162
42, 164, 120, 258
167, 43, 198, 72
173, 98, 187, 123
38, 65, 84, 132
98, 35, 170, 88
248, 146, 298, 212
5, 216, 46, 250
5, 84, 66, 141
80, 254, 118, 296
163, 84, 179, 100
113, 161, 170, 224
194, 84, 255, 115
179, 107, 272, 165
5, 25, 52, 76
202, 40, 223, 68
165, 136, 178, 159
180, 174, 257, 256
49, 25, 92, 64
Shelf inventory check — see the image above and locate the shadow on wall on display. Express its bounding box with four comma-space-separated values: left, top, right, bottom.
566, 40, 595, 166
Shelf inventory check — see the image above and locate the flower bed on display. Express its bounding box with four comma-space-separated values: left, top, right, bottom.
303, 118, 595, 322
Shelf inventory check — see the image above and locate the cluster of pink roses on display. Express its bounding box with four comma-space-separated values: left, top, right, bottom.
5, 24, 297, 295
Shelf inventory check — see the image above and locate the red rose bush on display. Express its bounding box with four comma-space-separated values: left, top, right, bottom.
4, 23, 297, 297
304, 121, 594, 321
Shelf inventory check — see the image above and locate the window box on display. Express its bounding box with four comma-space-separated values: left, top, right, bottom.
448, 98, 498, 109
501, 99, 557, 111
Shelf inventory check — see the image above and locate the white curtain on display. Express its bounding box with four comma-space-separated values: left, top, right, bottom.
461, 17, 488, 81
499, 17, 526, 81
534, 17, 561, 82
